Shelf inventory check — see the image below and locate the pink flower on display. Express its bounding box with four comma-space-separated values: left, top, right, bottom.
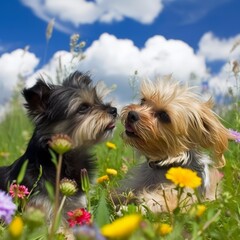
67, 208, 92, 228
9, 184, 30, 199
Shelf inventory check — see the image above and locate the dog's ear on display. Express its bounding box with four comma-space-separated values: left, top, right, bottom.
22, 80, 51, 119
189, 99, 230, 167
63, 71, 92, 88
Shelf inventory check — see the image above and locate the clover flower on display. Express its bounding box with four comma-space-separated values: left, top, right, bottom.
106, 141, 117, 150
73, 225, 106, 240
101, 214, 142, 238
60, 178, 78, 196
0, 190, 17, 224
229, 129, 240, 143
67, 208, 92, 228
9, 183, 30, 199
8, 216, 24, 238
48, 134, 73, 154
166, 167, 202, 189
158, 223, 173, 236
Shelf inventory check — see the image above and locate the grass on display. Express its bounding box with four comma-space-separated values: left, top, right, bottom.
0, 90, 240, 239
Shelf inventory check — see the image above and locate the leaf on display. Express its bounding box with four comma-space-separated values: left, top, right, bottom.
94, 190, 110, 227
45, 181, 55, 202
49, 149, 58, 166
17, 159, 29, 184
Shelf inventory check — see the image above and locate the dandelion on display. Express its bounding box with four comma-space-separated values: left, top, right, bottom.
158, 223, 173, 236
0, 190, 17, 224
229, 129, 240, 143
8, 216, 24, 238
97, 175, 109, 183
106, 141, 117, 150
60, 178, 78, 196
9, 184, 30, 199
67, 208, 92, 228
106, 168, 118, 176
101, 214, 142, 238
166, 167, 202, 189
195, 204, 207, 217
48, 134, 73, 154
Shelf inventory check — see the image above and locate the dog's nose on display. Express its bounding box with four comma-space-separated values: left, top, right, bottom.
127, 111, 139, 123
108, 107, 117, 117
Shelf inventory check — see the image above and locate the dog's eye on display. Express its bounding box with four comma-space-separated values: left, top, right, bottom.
78, 103, 90, 113
157, 110, 171, 123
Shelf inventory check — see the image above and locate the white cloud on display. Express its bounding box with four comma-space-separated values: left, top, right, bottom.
198, 32, 240, 62
20, 0, 163, 29
78, 33, 207, 104
0, 49, 39, 90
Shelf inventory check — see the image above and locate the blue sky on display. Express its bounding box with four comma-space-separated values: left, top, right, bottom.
0, 0, 240, 109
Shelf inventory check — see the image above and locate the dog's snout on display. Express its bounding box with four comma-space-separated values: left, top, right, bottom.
108, 107, 117, 117
127, 111, 139, 123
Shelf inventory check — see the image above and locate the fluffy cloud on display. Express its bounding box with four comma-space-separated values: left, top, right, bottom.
21, 0, 163, 28
0, 49, 39, 91
78, 33, 207, 104
198, 32, 240, 62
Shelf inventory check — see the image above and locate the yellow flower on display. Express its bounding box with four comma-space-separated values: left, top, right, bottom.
106, 141, 117, 150
101, 214, 142, 238
158, 223, 173, 236
8, 216, 24, 238
195, 204, 206, 217
97, 175, 109, 183
106, 168, 118, 176
166, 167, 202, 189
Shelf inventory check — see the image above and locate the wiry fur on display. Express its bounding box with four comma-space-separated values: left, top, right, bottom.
0, 71, 117, 222
118, 78, 230, 212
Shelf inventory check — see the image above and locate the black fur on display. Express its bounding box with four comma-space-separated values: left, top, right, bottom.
0, 71, 117, 215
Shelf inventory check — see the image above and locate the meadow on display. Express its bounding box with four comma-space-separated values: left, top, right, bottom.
0, 28, 240, 240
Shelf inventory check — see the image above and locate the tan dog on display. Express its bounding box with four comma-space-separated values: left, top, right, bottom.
118, 78, 230, 212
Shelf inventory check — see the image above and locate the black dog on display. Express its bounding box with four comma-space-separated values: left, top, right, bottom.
0, 71, 117, 219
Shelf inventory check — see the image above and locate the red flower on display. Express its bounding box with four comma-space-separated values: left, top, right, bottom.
9, 184, 30, 199
67, 208, 92, 227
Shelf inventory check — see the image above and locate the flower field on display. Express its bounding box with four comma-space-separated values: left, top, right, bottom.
0, 92, 239, 240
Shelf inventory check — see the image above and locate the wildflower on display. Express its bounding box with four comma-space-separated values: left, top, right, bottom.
67, 208, 92, 227
195, 204, 207, 217
166, 167, 202, 189
106, 168, 118, 176
158, 223, 173, 236
0, 190, 17, 224
229, 129, 240, 143
9, 184, 30, 199
48, 134, 73, 154
60, 178, 78, 196
8, 216, 24, 238
23, 207, 45, 228
97, 175, 109, 183
73, 225, 106, 240
106, 141, 117, 150
101, 214, 142, 238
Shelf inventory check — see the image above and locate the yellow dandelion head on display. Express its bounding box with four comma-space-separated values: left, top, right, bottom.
158, 223, 173, 236
101, 214, 142, 238
8, 216, 24, 238
166, 167, 202, 189
106, 168, 118, 176
196, 204, 207, 217
106, 141, 117, 150
97, 175, 109, 183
